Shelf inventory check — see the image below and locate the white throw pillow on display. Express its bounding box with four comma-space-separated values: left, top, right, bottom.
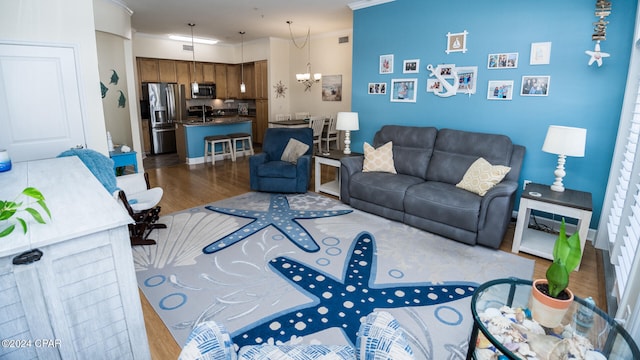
363, 141, 397, 174
280, 138, 309, 164
456, 157, 511, 196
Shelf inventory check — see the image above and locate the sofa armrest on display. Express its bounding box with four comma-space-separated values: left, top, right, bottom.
477, 180, 519, 248
340, 156, 364, 204
295, 154, 313, 192
249, 153, 268, 191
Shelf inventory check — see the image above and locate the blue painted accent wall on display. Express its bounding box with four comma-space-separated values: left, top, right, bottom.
351, 0, 637, 228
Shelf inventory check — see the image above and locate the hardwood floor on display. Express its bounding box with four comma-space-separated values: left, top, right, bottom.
140, 154, 606, 359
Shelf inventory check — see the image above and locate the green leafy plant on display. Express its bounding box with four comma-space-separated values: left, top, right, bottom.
0, 187, 51, 237
545, 218, 582, 298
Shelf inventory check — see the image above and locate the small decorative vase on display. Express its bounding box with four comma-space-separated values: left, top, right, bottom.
530, 278, 574, 328
0, 149, 11, 172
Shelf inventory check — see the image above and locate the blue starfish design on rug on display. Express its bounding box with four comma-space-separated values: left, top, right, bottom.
203, 194, 352, 254
232, 231, 478, 347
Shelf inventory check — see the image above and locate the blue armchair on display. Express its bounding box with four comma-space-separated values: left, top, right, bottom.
250, 127, 313, 193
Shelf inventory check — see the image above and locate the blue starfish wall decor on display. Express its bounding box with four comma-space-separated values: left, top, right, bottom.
232, 231, 478, 347
203, 194, 352, 254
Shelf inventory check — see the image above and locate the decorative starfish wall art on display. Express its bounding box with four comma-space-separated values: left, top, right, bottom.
232, 231, 478, 347
203, 194, 352, 254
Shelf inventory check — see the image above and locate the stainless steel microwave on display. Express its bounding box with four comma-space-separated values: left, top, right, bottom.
192, 83, 216, 99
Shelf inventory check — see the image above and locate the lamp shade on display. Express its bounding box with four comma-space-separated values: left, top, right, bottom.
336, 112, 359, 131
542, 125, 587, 157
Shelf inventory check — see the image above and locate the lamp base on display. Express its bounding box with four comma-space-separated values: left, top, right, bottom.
550, 154, 567, 192
343, 130, 352, 154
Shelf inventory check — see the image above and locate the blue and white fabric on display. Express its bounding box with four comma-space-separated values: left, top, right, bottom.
238, 345, 355, 360
179, 321, 237, 360
356, 311, 415, 360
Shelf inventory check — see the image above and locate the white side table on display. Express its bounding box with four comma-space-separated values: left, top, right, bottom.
511, 183, 592, 270
314, 150, 361, 198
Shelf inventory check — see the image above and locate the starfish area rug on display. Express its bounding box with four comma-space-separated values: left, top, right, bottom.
133, 191, 534, 359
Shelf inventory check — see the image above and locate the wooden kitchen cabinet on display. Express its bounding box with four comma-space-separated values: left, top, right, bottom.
255, 60, 268, 99
0, 157, 150, 359
176, 61, 192, 99
226, 64, 240, 99
214, 63, 227, 99
138, 58, 159, 82
255, 99, 268, 145
202, 62, 215, 83
240, 62, 255, 99
158, 59, 177, 82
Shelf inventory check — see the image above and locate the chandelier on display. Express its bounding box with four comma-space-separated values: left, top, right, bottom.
287, 21, 321, 91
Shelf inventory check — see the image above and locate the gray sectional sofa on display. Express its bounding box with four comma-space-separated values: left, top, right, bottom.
340, 125, 525, 249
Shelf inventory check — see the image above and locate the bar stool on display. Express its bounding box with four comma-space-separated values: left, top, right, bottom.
228, 132, 254, 159
204, 135, 234, 165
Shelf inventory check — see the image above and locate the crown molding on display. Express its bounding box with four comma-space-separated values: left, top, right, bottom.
348, 0, 395, 10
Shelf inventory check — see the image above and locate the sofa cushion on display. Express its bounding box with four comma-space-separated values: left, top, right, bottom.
257, 161, 298, 178
404, 181, 482, 232
363, 141, 397, 173
373, 125, 437, 179
350, 172, 424, 211
281, 138, 309, 164
426, 128, 513, 184
456, 157, 511, 196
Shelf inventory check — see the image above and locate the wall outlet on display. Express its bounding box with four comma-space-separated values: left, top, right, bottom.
523, 179, 532, 190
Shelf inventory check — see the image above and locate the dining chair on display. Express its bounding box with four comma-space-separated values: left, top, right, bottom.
308, 116, 326, 154
275, 114, 291, 121
294, 112, 310, 120
322, 116, 339, 152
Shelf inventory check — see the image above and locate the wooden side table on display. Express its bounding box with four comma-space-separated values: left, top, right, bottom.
511, 183, 592, 270
109, 145, 138, 175
314, 150, 361, 198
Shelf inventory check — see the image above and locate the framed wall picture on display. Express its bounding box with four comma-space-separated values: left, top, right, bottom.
530, 42, 552, 65
487, 53, 518, 69
390, 78, 417, 102
487, 80, 514, 100
322, 75, 342, 101
427, 79, 442, 93
379, 54, 394, 74
521, 75, 550, 96
455, 66, 478, 94
446, 30, 468, 54
403, 59, 420, 73
368, 82, 387, 94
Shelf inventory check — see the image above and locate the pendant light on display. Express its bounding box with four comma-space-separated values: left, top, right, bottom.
287, 21, 321, 91
240, 31, 246, 93
189, 23, 199, 94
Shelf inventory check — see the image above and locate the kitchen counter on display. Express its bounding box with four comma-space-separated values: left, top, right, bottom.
176, 118, 253, 164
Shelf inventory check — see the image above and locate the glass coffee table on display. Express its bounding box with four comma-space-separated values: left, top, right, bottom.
467, 278, 639, 360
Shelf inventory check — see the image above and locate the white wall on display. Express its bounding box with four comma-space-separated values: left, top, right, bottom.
0, 0, 108, 154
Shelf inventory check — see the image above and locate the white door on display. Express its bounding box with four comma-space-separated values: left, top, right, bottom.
0, 42, 87, 162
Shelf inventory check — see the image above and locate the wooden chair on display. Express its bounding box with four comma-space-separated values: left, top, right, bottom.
322, 116, 339, 152
294, 112, 310, 120
275, 114, 291, 121
308, 116, 326, 154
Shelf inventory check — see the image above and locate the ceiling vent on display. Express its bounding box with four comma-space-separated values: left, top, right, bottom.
183, 44, 194, 51
338, 36, 349, 44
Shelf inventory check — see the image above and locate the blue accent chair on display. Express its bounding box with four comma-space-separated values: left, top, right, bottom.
250, 127, 313, 193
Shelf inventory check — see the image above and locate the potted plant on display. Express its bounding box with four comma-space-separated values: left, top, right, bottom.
0, 187, 50, 237
530, 218, 582, 328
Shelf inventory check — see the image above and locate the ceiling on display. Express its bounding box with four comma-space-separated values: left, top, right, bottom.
123, 0, 367, 45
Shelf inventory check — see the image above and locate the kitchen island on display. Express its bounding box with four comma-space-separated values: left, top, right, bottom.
176, 117, 253, 164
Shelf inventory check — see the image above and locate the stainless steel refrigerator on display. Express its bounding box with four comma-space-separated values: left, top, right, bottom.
141, 82, 186, 154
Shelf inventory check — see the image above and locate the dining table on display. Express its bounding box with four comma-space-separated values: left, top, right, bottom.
268, 119, 310, 128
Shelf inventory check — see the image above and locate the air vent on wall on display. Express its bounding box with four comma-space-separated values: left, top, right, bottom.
183, 44, 194, 51
338, 36, 349, 44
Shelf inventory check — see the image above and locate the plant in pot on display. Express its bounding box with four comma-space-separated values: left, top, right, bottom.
530, 218, 582, 328
0, 187, 50, 237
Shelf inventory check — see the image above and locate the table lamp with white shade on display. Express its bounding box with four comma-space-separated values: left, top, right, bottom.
542, 125, 587, 192
336, 112, 359, 154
